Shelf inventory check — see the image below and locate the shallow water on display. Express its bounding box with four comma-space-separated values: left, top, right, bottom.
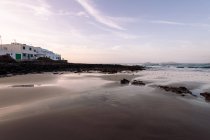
136, 69, 210, 96
0, 73, 210, 140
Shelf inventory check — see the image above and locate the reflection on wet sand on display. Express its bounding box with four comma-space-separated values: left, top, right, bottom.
0, 73, 210, 140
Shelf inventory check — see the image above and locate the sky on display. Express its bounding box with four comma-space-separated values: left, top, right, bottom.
0, 0, 210, 63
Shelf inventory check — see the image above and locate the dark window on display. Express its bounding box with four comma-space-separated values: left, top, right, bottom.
23, 53, 26, 57
34, 50, 36, 52
23, 46, 25, 50
31, 54, 33, 57
29, 48, 32, 51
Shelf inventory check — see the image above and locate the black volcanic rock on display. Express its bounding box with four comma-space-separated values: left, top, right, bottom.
11, 84, 35, 88
0, 55, 16, 63
159, 86, 192, 95
121, 79, 130, 84
0, 62, 145, 77
131, 80, 146, 86
200, 92, 210, 101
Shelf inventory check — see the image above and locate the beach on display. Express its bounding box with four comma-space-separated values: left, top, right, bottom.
0, 71, 210, 140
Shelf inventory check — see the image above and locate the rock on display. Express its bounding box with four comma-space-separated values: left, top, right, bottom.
53, 72, 63, 75
159, 86, 192, 95
131, 80, 145, 86
121, 79, 130, 84
200, 92, 210, 101
11, 84, 35, 88
0, 54, 16, 63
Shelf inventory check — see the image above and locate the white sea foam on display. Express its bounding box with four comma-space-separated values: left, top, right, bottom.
136, 67, 210, 96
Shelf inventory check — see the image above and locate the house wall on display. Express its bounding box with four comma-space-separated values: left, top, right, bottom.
0, 43, 62, 61
0, 44, 16, 59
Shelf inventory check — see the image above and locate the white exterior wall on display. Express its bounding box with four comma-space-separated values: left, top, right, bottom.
54, 54, 61, 60
0, 43, 61, 61
35, 48, 61, 60
0, 44, 18, 59
0, 50, 7, 56
0, 43, 37, 60
21, 44, 37, 60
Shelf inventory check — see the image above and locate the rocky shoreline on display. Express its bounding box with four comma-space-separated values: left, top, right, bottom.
0, 61, 145, 77
120, 78, 210, 102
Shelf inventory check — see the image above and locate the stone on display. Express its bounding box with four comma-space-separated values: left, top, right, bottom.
159, 86, 192, 95
121, 79, 130, 84
131, 80, 146, 86
200, 92, 210, 101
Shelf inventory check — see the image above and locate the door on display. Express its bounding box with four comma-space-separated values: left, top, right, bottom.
15, 53, 21, 60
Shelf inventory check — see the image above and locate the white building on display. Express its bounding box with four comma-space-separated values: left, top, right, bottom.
0, 43, 61, 61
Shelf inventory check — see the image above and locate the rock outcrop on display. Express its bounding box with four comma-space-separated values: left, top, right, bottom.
121, 79, 130, 84
159, 86, 192, 95
0, 62, 145, 77
200, 92, 210, 101
131, 80, 146, 86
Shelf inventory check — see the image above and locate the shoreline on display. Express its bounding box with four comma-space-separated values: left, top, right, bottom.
0, 72, 210, 140
0, 62, 145, 78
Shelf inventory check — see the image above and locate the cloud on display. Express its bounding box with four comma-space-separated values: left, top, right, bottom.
57, 10, 74, 16
150, 20, 210, 29
110, 17, 140, 23
87, 21, 145, 40
34, 0, 52, 16
76, 0, 125, 30
0, 0, 52, 17
77, 11, 89, 18
150, 20, 186, 25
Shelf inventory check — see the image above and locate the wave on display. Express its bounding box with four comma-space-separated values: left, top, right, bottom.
142, 63, 210, 69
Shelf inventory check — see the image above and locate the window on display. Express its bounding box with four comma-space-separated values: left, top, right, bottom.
23, 46, 25, 50
34, 50, 36, 52
23, 53, 26, 57
29, 48, 32, 51
31, 54, 33, 57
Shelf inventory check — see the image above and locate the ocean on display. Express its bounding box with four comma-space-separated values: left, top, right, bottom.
142, 63, 210, 71
133, 63, 210, 98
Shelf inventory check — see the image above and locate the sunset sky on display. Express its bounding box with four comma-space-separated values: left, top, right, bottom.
0, 0, 210, 63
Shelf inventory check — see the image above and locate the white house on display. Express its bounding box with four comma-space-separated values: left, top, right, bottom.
35, 48, 61, 60
0, 43, 61, 61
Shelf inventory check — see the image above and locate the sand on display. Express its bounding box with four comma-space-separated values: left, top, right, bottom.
0, 73, 210, 140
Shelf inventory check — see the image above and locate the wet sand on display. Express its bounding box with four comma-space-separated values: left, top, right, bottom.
0, 73, 210, 140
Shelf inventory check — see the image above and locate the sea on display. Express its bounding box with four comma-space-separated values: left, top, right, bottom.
142, 63, 210, 72
128, 63, 210, 98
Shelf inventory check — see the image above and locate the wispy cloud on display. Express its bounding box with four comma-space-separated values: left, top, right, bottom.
56, 10, 73, 16
76, 11, 89, 18
150, 19, 210, 30
0, 0, 52, 17
56, 10, 89, 18
87, 21, 145, 40
76, 0, 125, 30
151, 20, 186, 25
